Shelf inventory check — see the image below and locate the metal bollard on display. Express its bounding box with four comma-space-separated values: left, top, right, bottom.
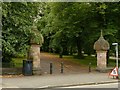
61, 62, 64, 73
89, 62, 91, 72
50, 63, 53, 74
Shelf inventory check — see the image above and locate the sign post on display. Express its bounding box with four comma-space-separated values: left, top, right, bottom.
110, 43, 119, 78
112, 43, 118, 68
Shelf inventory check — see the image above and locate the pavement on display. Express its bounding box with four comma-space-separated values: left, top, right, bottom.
1, 72, 119, 89
60, 83, 118, 88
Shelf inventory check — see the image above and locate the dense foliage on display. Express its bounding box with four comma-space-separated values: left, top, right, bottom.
2, 2, 44, 62
2, 2, 120, 62
40, 2, 120, 58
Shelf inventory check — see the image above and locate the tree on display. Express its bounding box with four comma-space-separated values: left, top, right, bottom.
40, 2, 120, 58
2, 2, 43, 62
41, 2, 97, 58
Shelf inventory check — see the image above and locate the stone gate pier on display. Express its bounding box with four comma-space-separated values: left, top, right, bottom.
94, 31, 110, 72
28, 25, 43, 75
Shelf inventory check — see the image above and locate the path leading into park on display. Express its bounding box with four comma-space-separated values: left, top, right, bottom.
40, 52, 93, 75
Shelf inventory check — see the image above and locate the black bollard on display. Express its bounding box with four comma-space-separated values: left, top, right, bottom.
116, 76, 119, 79
61, 62, 64, 73
50, 63, 53, 74
89, 62, 91, 72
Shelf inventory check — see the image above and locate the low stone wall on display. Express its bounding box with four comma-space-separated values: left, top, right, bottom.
1, 68, 22, 75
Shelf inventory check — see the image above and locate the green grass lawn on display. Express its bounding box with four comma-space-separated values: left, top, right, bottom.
63, 55, 97, 68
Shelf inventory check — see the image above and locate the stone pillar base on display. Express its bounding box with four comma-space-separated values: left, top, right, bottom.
96, 67, 112, 73
33, 68, 41, 75
28, 44, 41, 75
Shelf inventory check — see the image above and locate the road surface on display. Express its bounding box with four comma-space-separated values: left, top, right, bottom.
60, 83, 118, 88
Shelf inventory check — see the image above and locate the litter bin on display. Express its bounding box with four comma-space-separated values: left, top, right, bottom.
23, 60, 33, 76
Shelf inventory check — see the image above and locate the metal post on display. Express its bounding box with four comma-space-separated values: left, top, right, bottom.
112, 43, 119, 68
61, 62, 64, 73
115, 43, 119, 79
50, 63, 53, 74
116, 44, 118, 68
89, 62, 91, 72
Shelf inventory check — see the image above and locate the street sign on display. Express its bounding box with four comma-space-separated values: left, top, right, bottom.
109, 67, 118, 76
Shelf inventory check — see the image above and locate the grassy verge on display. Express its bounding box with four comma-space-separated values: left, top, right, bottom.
63, 55, 97, 68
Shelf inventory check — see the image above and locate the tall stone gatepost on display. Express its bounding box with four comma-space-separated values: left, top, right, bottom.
28, 25, 44, 75
94, 31, 110, 71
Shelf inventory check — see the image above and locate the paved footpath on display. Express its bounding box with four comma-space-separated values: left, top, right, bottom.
1, 72, 119, 88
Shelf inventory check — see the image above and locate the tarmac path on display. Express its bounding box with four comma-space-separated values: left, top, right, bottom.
40, 52, 92, 75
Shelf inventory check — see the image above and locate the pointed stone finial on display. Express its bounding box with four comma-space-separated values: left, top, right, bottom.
94, 30, 110, 51
100, 30, 103, 38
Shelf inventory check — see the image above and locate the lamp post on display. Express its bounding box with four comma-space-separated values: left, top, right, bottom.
112, 43, 118, 68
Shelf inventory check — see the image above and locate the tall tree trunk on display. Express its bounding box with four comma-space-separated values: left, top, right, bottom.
76, 37, 84, 59
63, 46, 69, 55
59, 46, 63, 58
70, 46, 73, 55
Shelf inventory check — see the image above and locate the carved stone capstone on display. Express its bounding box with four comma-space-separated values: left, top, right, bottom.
94, 33, 110, 51
30, 25, 44, 46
